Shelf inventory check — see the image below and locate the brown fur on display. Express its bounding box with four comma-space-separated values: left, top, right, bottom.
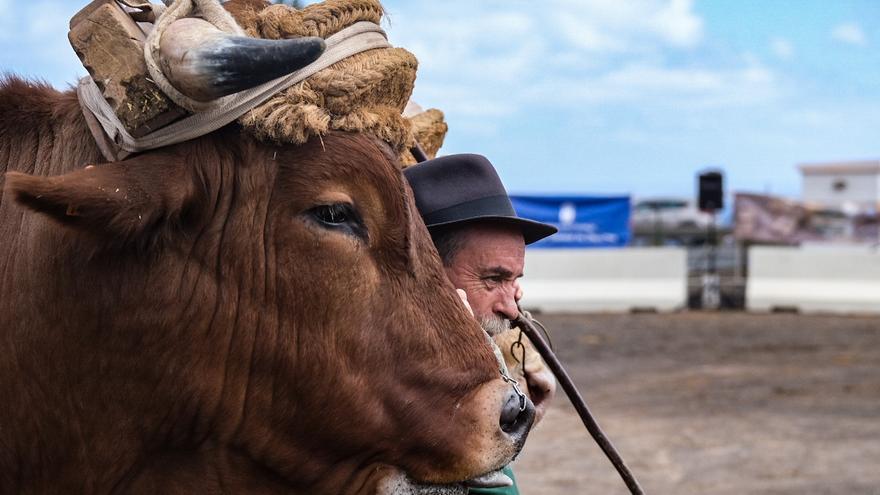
0, 76, 517, 494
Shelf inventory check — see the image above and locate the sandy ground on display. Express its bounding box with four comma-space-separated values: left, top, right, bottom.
511, 312, 880, 495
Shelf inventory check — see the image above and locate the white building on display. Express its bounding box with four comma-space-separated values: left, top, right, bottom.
798, 160, 880, 213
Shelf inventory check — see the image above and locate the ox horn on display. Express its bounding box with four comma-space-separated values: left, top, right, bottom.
157, 18, 326, 102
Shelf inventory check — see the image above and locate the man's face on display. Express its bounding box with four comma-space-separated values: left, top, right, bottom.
444, 223, 525, 333
443, 223, 557, 425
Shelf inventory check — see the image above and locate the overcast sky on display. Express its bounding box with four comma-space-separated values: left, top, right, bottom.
2, 0, 879, 204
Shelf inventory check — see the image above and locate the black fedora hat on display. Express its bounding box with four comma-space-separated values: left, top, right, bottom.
403, 154, 557, 244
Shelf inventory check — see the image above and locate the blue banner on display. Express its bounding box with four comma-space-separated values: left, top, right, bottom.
510, 195, 631, 248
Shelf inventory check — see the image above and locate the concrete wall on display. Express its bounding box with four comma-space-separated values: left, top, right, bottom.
520, 247, 688, 313
747, 246, 880, 314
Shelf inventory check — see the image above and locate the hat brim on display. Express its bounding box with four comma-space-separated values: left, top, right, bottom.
426, 215, 558, 245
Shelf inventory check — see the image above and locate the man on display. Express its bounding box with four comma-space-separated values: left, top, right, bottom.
404, 153, 558, 495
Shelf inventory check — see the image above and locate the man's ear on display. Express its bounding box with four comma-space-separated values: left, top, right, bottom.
5, 154, 198, 246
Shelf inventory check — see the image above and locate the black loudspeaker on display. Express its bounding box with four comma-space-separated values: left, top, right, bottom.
698, 171, 724, 211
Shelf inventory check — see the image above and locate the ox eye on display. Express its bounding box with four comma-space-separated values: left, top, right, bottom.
308, 203, 367, 240
314, 203, 350, 224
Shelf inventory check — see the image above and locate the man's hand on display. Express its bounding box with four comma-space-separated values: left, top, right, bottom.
456, 289, 474, 316
494, 329, 556, 425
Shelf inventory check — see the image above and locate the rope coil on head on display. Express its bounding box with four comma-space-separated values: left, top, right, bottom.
79, 20, 392, 158
75, 0, 441, 165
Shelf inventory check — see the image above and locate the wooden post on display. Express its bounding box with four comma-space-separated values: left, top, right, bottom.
69, 0, 186, 138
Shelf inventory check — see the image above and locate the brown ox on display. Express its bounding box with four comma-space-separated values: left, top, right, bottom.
0, 76, 534, 494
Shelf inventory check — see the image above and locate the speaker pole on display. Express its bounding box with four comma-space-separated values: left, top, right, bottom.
698, 169, 724, 310
702, 209, 720, 309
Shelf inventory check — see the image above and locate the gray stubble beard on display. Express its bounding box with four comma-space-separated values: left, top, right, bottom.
480, 315, 511, 337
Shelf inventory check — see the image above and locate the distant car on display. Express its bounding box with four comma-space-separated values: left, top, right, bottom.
632, 198, 714, 231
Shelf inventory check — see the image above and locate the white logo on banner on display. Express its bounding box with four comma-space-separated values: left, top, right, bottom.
558, 202, 577, 226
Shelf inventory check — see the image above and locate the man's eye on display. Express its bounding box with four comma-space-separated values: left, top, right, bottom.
312, 203, 351, 225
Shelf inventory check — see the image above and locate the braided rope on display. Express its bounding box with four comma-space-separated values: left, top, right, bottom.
253, 0, 382, 39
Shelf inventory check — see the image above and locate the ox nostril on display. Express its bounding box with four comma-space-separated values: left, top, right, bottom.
499, 388, 535, 436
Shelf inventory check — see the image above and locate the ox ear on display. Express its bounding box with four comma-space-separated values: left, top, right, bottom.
6, 156, 196, 245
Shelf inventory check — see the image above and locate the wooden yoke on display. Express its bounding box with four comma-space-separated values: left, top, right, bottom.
69, 0, 187, 138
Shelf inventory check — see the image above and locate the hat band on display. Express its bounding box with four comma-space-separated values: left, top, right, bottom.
422, 194, 516, 226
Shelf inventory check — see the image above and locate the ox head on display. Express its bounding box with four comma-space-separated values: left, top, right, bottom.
5, 130, 533, 493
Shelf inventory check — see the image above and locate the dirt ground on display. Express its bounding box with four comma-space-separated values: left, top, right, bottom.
511, 312, 880, 495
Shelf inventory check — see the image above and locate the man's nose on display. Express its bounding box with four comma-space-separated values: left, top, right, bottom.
493, 289, 519, 321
